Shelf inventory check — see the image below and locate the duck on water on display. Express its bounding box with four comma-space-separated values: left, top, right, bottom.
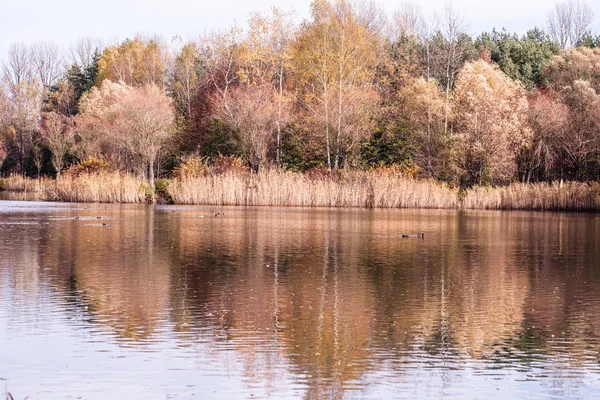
402, 233, 425, 239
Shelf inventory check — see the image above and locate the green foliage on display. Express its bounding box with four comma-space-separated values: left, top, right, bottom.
154, 178, 174, 203
46, 51, 100, 116
197, 119, 239, 160
476, 28, 560, 89
581, 34, 600, 48
280, 125, 326, 172
360, 122, 416, 169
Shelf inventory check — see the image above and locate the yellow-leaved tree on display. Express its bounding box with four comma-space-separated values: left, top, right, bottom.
244, 7, 296, 164
96, 37, 169, 88
293, 0, 381, 170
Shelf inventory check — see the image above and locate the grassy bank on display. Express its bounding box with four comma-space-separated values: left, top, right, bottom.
2, 171, 600, 211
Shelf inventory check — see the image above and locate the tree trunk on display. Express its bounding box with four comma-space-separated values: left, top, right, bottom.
323, 31, 332, 172
148, 160, 155, 188
276, 64, 284, 165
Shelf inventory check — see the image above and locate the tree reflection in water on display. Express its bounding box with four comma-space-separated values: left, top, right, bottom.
1, 203, 599, 398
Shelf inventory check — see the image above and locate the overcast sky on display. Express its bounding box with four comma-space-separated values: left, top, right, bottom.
1, 0, 599, 63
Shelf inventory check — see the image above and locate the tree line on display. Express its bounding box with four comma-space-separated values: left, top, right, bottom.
0, 0, 599, 188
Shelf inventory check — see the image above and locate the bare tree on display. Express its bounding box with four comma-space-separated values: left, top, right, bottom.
354, 0, 387, 36
389, 2, 422, 39
171, 43, 200, 120
417, 9, 438, 81
69, 37, 103, 69
432, 3, 472, 135
548, 0, 594, 48
198, 27, 245, 116
2, 43, 34, 95
7, 81, 43, 174
32, 42, 64, 88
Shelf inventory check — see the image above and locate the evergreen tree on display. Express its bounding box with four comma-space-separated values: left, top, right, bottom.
476, 28, 560, 89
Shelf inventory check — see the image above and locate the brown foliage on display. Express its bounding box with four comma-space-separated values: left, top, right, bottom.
216, 83, 285, 170
453, 60, 531, 186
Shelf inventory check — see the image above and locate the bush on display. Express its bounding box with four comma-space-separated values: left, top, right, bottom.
67, 156, 112, 176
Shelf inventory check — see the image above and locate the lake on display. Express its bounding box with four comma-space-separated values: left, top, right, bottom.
1, 199, 599, 399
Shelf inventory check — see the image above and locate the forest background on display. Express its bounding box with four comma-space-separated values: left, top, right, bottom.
1, 0, 600, 209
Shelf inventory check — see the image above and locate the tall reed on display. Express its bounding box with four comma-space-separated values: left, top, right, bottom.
1, 172, 146, 203
0, 175, 47, 192
45, 172, 147, 203
462, 181, 600, 211
2, 171, 600, 211
167, 169, 459, 208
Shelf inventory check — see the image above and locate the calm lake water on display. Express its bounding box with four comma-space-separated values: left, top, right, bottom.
1, 198, 600, 399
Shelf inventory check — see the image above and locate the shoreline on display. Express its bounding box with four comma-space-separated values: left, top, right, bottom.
2, 172, 599, 212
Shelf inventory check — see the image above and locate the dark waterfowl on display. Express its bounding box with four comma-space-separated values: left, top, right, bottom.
402, 233, 425, 239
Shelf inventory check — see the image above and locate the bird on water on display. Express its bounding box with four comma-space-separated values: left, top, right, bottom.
402, 233, 425, 239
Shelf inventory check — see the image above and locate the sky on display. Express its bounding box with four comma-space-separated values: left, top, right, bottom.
1, 0, 599, 63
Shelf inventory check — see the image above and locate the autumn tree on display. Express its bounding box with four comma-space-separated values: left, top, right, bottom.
40, 112, 75, 181
525, 89, 569, 181
171, 43, 201, 122
543, 47, 600, 92
453, 60, 531, 186
96, 37, 169, 88
561, 80, 600, 179
399, 77, 455, 179
540, 47, 600, 179
216, 83, 283, 170
293, 0, 381, 171
79, 80, 175, 186
245, 8, 296, 164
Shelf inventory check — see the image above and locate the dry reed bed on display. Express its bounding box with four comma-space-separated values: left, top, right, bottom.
2, 172, 600, 210
168, 170, 459, 208
463, 181, 600, 211
0, 175, 48, 192
45, 173, 147, 203
1, 173, 146, 203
